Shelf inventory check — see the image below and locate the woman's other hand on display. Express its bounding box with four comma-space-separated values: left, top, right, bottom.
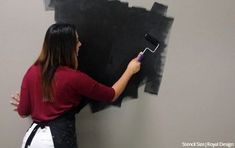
10, 92, 20, 111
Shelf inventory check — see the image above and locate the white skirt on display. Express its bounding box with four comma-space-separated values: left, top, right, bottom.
21, 123, 54, 148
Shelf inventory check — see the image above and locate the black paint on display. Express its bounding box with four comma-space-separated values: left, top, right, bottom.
47, 0, 174, 112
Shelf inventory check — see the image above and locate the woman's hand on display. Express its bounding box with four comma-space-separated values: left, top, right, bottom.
126, 54, 141, 75
10, 92, 20, 111
111, 53, 141, 101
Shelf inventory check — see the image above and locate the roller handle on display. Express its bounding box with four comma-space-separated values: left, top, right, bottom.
137, 52, 144, 62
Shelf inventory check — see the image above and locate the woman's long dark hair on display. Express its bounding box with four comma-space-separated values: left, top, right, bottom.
35, 23, 78, 101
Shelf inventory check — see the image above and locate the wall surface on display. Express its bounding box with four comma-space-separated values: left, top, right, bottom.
0, 0, 235, 148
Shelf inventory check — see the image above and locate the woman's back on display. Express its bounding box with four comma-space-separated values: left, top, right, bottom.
18, 64, 115, 122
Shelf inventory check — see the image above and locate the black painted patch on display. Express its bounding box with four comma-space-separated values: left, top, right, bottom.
47, 0, 174, 112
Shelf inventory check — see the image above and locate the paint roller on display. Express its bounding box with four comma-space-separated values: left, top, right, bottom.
138, 33, 160, 62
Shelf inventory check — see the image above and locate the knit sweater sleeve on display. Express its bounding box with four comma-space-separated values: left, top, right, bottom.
17, 68, 32, 117
70, 72, 115, 102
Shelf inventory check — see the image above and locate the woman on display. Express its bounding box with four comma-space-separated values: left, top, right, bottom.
10, 23, 140, 148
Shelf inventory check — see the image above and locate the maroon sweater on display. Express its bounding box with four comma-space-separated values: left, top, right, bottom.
18, 65, 115, 122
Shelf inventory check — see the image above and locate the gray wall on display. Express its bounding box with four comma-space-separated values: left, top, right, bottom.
0, 0, 235, 148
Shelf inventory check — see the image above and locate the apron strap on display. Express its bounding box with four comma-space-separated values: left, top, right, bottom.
24, 122, 46, 148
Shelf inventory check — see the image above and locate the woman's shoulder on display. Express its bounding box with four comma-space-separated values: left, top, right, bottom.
24, 64, 40, 75
21, 64, 41, 82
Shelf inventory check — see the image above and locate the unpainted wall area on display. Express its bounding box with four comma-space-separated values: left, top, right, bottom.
0, 0, 235, 148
